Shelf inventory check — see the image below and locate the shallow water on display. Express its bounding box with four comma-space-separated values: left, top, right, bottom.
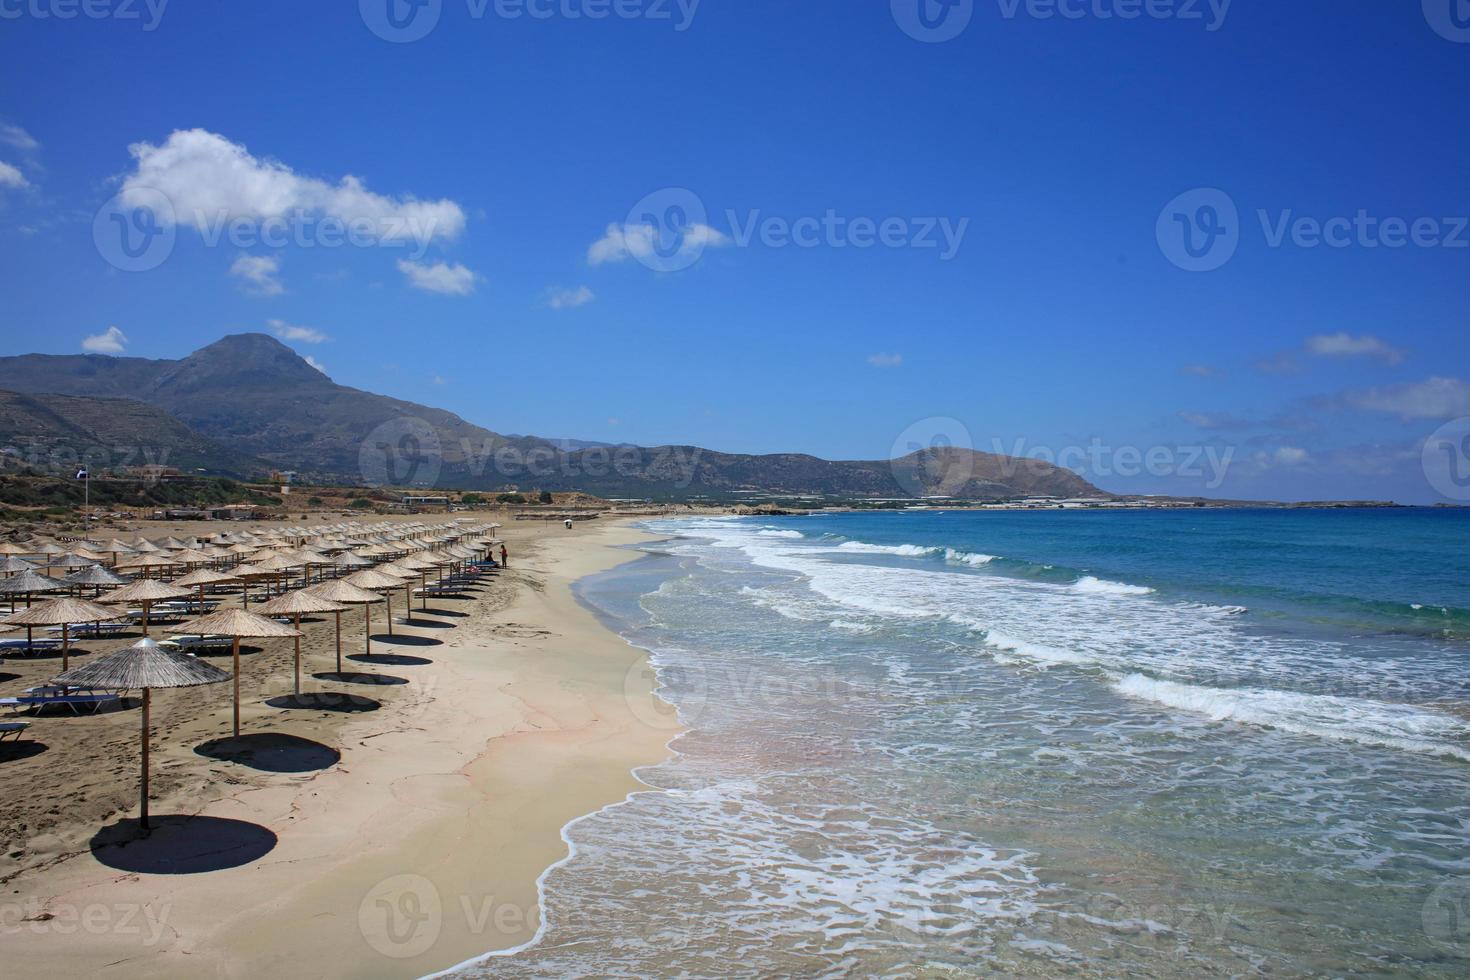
459, 509, 1470, 977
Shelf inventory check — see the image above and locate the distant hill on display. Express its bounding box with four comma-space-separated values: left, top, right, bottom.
0, 389, 262, 477
0, 335, 1108, 501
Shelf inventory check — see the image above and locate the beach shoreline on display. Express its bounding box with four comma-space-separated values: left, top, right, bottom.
1, 517, 676, 979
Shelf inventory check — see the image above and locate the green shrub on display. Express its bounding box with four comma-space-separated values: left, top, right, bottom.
496, 493, 526, 505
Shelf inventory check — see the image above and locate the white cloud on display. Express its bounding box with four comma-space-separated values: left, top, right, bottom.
269, 318, 328, 344
432, 375, 447, 386
548, 285, 595, 309
1180, 364, 1217, 378
230, 254, 284, 296
1306, 332, 1404, 364
304, 355, 328, 375
1349, 377, 1470, 419
398, 259, 476, 295
82, 326, 128, 354
120, 129, 466, 245
1273, 447, 1309, 466
0, 161, 28, 190
588, 222, 729, 266
0, 124, 39, 153
867, 353, 903, 368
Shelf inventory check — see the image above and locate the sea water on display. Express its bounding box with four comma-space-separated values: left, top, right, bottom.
462, 508, 1470, 977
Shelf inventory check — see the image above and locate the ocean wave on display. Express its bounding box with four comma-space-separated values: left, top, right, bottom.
982, 631, 1102, 669
1113, 674, 1470, 762
1072, 576, 1154, 597
836, 541, 941, 558
758, 529, 805, 538
945, 548, 997, 567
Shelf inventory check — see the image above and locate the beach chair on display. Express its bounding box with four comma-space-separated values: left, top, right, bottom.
1, 689, 122, 715
170, 634, 232, 652
0, 722, 28, 742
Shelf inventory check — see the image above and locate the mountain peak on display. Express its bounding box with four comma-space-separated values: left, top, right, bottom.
154, 333, 330, 394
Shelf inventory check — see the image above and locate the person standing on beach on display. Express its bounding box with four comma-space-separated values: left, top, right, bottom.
500, 543, 508, 567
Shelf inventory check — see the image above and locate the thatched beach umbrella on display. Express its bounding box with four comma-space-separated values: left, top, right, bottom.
175, 608, 302, 738
257, 590, 347, 694
305, 579, 383, 671
52, 638, 229, 832
344, 568, 407, 637
101, 579, 191, 637
3, 596, 120, 670
63, 564, 131, 598
0, 556, 37, 576
0, 569, 63, 612
173, 568, 240, 613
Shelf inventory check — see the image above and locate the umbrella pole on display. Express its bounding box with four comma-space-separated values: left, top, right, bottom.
386, 592, 394, 636
232, 635, 241, 739
62, 623, 70, 672
364, 604, 372, 657
142, 601, 150, 638
334, 610, 342, 674
293, 613, 302, 696
140, 688, 151, 831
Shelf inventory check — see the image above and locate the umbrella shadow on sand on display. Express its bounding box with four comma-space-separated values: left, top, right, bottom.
90, 815, 277, 874
419, 608, 469, 618
350, 652, 433, 667
313, 670, 409, 687
399, 618, 454, 629
265, 692, 381, 713
195, 733, 340, 773
0, 740, 48, 763
368, 633, 443, 647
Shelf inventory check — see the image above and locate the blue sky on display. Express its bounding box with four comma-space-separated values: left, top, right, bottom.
1, 1, 1468, 502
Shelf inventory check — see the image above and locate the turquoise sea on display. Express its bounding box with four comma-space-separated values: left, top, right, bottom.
464, 508, 1470, 977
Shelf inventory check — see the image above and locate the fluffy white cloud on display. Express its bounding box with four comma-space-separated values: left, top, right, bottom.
1349, 377, 1470, 419
304, 355, 328, 375
588, 222, 729, 266
1306, 332, 1404, 364
0, 161, 28, 190
867, 353, 903, 368
1273, 447, 1309, 465
548, 285, 595, 309
230, 254, 284, 296
120, 129, 466, 245
82, 326, 128, 354
0, 124, 38, 153
269, 319, 328, 344
397, 259, 476, 295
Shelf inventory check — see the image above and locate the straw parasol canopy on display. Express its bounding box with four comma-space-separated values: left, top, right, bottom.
345, 568, 409, 637
0, 569, 64, 613
257, 590, 347, 695
172, 568, 241, 615
100, 579, 192, 636
63, 564, 132, 597
176, 608, 303, 738
305, 579, 384, 670
3, 596, 121, 670
0, 556, 37, 575
0, 542, 34, 556
54, 638, 230, 832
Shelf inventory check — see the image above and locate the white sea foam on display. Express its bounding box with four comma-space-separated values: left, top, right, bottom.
1072, 575, 1154, 597
758, 528, 805, 538
1113, 674, 1470, 762
836, 541, 940, 557
945, 548, 997, 566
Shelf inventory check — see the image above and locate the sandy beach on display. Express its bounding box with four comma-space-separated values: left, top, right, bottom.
0, 515, 674, 978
